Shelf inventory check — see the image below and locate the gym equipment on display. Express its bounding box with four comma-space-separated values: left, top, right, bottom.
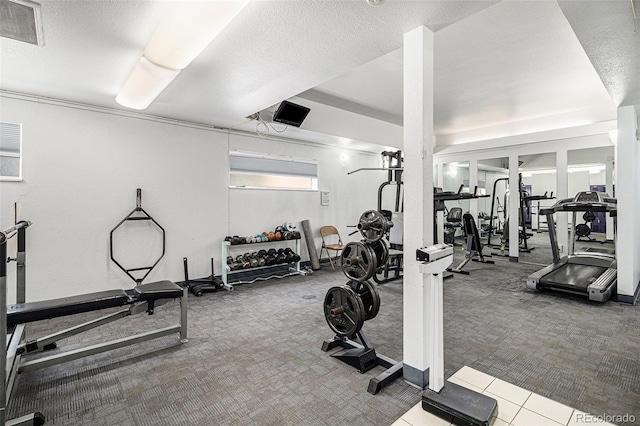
348, 151, 404, 284
357, 210, 391, 242
443, 207, 462, 245
433, 185, 490, 244
183, 257, 224, 296
447, 213, 495, 275
527, 191, 617, 302
282, 221, 297, 231
110, 188, 165, 284
575, 211, 597, 242
341, 241, 378, 282
322, 279, 403, 394
486, 175, 554, 254
324, 285, 366, 338
221, 225, 308, 290
1, 219, 187, 426
302, 219, 321, 270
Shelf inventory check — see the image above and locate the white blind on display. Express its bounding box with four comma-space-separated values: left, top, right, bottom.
230, 153, 317, 178
0, 122, 21, 153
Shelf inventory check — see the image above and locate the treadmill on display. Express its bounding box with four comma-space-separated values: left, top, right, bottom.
527, 191, 617, 302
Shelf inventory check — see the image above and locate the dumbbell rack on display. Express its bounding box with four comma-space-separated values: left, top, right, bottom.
220, 238, 304, 291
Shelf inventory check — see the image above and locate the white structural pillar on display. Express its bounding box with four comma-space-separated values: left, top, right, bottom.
615, 105, 640, 302
508, 155, 519, 261
436, 162, 445, 245
556, 150, 569, 257
469, 159, 478, 220
605, 156, 615, 242
403, 25, 435, 388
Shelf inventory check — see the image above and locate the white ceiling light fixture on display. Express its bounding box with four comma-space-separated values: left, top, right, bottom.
116, 0, 250, 110
115, 57, 180, 110
366, 0, 386, 5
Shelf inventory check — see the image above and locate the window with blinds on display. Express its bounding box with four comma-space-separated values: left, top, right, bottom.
0, 122, 22, 180
229, 151, 318, 190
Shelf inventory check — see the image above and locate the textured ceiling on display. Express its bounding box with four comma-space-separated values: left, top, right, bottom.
0, 0, 636, 149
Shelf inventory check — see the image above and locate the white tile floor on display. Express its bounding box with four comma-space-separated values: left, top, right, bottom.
391, 366, 617, 426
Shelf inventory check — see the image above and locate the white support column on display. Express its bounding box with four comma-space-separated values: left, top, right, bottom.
556, 150, 569, 257
615, 105, 640, 301
402, 25, 435, 388
605, 156, 615, 242
436, 161, 445, 245
469, 159, 478, 220
508, 155, 519, 261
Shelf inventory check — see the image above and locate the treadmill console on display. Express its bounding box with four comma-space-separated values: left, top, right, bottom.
574, 191, 601, 202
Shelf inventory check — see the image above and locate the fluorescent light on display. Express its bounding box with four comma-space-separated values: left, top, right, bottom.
145, 1, 250, 70
115, 57, 180, 110
116, 0, 249, 110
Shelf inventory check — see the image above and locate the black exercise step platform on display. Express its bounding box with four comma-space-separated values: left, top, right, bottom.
423, 382, 497, 426
7, 280, 182, 327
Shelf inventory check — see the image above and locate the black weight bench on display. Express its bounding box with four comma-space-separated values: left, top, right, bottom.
7, 280, 187, 379
7, 280, 182, 327
447, 213, 495, 275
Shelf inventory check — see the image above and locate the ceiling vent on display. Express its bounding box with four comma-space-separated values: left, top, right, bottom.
0, 0, 44, 46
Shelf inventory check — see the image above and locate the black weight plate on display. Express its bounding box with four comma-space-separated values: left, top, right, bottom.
348, 280, 380, 321
357, 210, 390, 242
368, 239, 389, 269
341, 241, 377, 282
323, 286, 365, 338
575, 223, 591, 237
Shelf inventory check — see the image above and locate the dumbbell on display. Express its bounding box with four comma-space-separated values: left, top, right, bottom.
265, 248, 277, 266
275, 232, 282, 241
283, 248, 300, 263
276, 249, 287, 264
248, 252, 259, 268
292, 231, 301, 239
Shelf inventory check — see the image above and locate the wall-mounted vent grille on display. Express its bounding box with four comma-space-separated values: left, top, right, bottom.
0, 0, 43, 46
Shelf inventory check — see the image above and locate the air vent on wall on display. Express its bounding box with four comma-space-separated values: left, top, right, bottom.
0, 0, 44, 46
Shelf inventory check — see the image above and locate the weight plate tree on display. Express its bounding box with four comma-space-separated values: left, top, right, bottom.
324, 285, 366, 338
341, 241, 378, 282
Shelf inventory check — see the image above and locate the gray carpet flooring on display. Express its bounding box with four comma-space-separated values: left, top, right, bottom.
7, 232, 640, 425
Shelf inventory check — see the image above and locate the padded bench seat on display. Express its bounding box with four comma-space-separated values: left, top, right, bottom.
7, 280, 182, 327
133, 280, 183, 300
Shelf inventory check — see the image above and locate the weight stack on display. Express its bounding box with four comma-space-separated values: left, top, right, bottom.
301, 219, 321, 270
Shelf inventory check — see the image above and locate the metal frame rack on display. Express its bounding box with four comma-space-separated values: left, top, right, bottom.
220, 238, 304, 291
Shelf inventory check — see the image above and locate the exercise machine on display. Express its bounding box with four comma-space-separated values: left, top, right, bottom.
487, 174, 554, 254
348, 151, 404, 284
447, 213, 494, 275
527, 191, 617, 302
1, 220, 187, 425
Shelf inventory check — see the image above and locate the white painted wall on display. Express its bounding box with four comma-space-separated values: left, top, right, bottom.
0, 97, 227, 302
0, 96, 382, 302
227, 133, 380, 263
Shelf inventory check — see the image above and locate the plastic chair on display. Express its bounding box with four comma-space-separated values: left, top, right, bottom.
319, 226, 344, 270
